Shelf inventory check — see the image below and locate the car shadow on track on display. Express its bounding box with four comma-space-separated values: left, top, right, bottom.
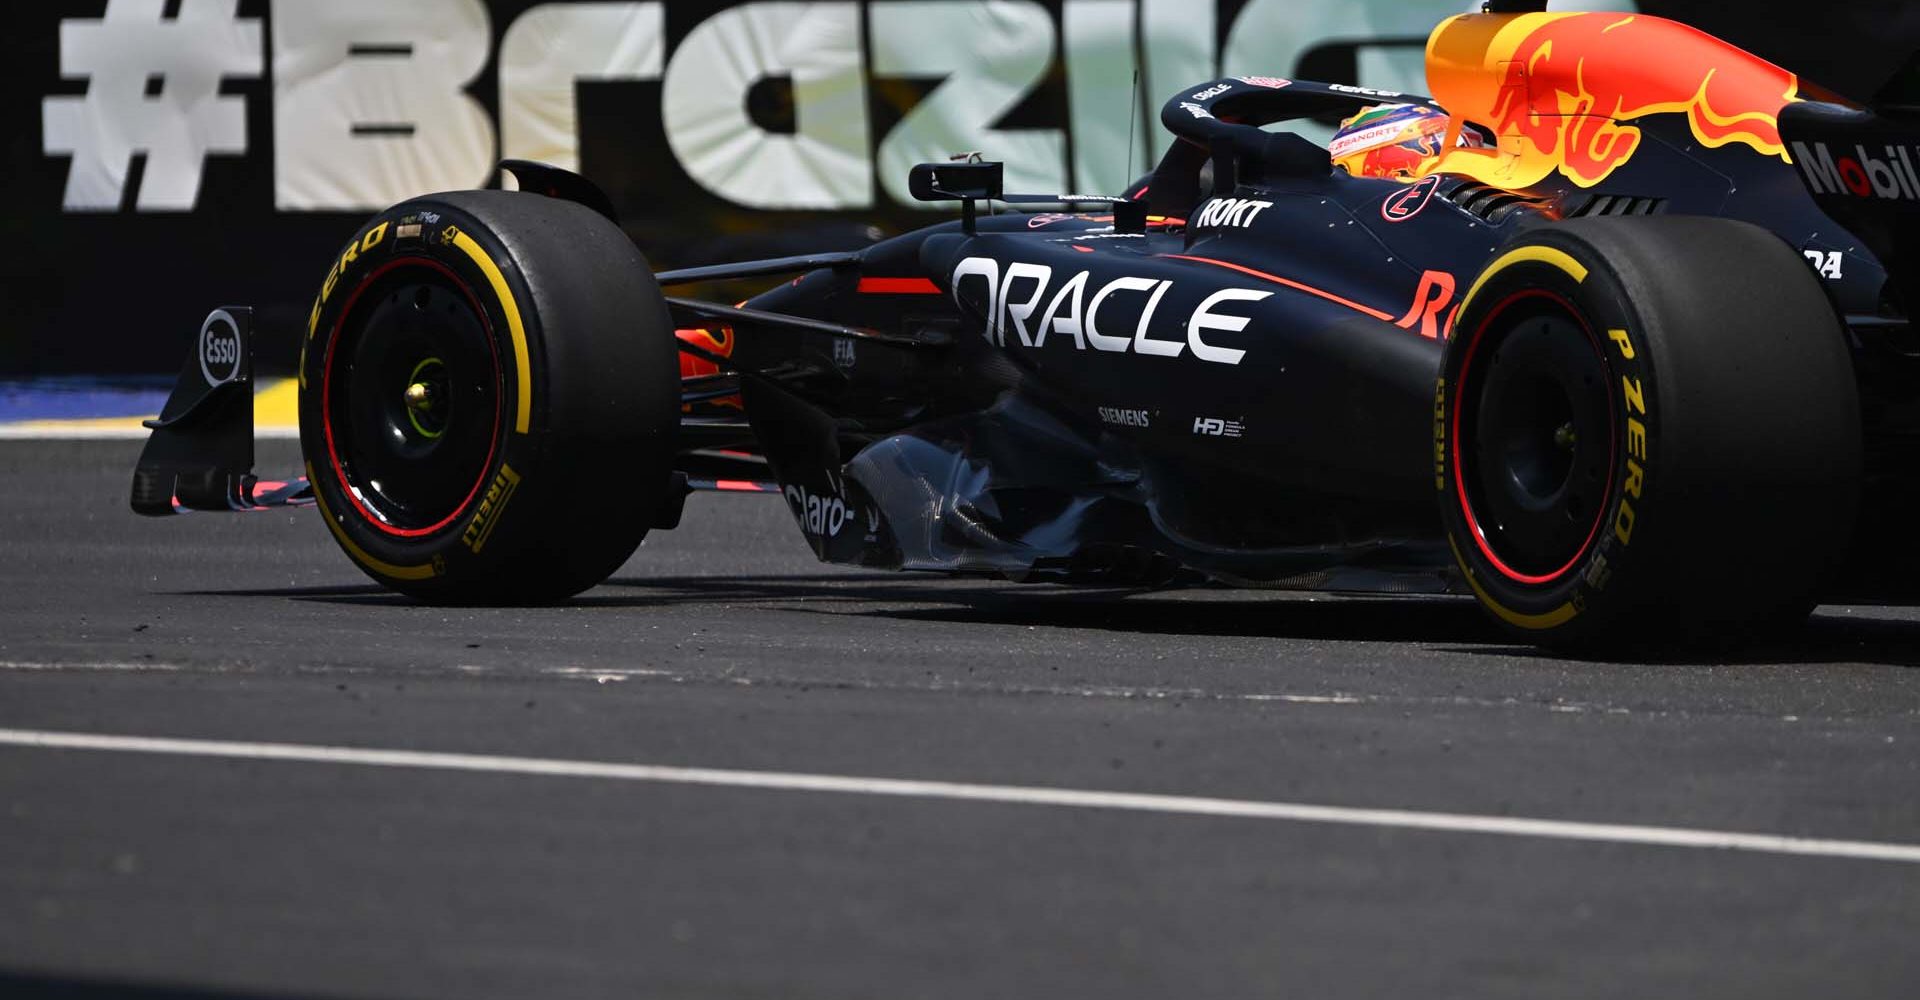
181, 583, 400, 600
186, 574, 1920, 667
598, 576, 1920, 665
193, 573, 1503, 644
1432, 612, 1920, 668
0, 969, 327, 1000
761, 590, 1502, 645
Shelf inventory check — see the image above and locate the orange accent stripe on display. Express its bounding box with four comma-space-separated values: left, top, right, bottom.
715, 480, 772, 492
858, 277, 941, 295
1081, 215, 1185, 227
1159, 254, 1396, 322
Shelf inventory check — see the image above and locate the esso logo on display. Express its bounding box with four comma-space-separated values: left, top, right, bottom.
199, 312, 242, 386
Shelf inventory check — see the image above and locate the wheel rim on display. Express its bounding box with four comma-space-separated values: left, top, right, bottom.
1453, 289, 1615, 584
322, 258, 503, 538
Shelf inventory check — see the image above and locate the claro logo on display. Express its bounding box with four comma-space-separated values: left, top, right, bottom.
40, 0, 1537, 213
785, 484, 851, 538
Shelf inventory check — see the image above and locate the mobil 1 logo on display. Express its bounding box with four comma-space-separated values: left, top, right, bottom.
1791, 139, 1920, 204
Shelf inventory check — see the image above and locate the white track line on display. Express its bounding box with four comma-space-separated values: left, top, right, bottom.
0, 659, 1462, 709
0, 426, 300, 440
2, 727, 1917, 864
0, 661, 183, 673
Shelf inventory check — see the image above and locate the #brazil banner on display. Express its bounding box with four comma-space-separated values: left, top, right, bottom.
2, 0, 1910, 373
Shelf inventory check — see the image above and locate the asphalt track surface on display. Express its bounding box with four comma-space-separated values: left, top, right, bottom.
2, 439, 1919, 999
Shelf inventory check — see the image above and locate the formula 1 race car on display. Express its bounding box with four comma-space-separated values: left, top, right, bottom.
132, 1, 1920, 649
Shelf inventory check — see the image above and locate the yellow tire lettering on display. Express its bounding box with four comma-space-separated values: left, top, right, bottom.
1625, 418, 1647, 461
1608, 327, 1635, 359
302, 294, 323, 390
461, 464, 523, 554
1617, 365, 1649, 546
306, 221, 396, 392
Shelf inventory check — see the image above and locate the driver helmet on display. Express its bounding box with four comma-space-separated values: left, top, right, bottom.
1330, 103, 1470, 180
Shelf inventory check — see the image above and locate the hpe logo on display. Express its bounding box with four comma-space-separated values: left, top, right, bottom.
1193, 416, 1244, 438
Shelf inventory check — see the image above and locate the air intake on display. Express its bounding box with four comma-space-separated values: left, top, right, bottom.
1569, 193, 1668, 217
1438, 179, 1548, 224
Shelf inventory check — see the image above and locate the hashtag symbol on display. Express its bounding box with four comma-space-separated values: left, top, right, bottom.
42, 0, 263, 211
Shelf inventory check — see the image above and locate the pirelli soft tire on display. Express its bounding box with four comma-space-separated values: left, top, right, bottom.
298, 190, 679, 603
1437, 216, 1860, 650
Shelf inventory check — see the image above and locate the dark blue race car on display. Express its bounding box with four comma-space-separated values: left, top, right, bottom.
133, 2, 1920, 650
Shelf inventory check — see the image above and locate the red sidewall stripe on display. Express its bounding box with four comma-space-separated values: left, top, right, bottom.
1451, 288, 1617, 587
320, 255, 505, 540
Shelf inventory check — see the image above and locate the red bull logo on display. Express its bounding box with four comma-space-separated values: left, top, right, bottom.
1426, 12, 1799, 189
676, 325, 741, 410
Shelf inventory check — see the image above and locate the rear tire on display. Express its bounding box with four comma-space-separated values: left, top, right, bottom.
298, 190, 679, 603
1437, 217, 1860, 650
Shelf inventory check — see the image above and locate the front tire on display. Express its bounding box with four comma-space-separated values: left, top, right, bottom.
298, 190, 679, 603
1437, 217, 1860, 649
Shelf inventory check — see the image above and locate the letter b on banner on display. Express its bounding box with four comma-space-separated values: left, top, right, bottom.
272, 0, 496, 210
